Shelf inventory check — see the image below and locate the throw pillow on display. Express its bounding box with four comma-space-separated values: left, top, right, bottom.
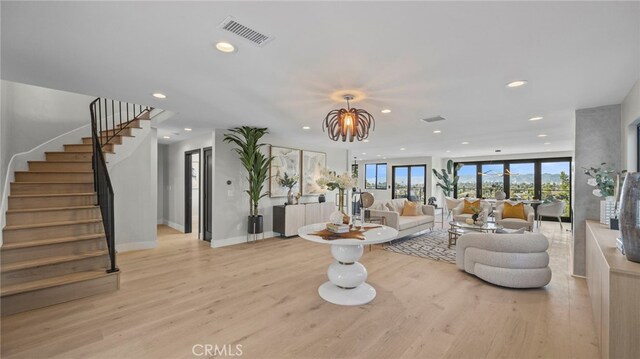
385, 202, 398, 213
462, 199, 481, 214
401, 201, 420, 216
503, 202, 526, 220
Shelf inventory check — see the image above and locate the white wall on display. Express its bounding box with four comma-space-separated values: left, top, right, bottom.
0, 80, 94, 177
163, 133, 214, 232
110, 128, 158, 252
622, 79, 640, 172
212, 130, 348, 245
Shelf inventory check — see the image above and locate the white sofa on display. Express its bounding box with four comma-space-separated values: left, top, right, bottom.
367, 198, 435, 239
495, 202, 535, 231
456, 232, 552, 288
451, 199, 491, 222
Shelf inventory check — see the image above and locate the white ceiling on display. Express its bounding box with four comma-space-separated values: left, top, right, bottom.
2, 1, 639, 160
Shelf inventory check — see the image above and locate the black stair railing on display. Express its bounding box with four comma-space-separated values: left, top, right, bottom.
89, 98, 151, 273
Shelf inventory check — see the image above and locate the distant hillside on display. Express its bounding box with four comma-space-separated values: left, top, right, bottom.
457, 173, 566, 184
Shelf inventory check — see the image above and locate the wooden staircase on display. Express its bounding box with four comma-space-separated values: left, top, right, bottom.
0, 119, 144, 316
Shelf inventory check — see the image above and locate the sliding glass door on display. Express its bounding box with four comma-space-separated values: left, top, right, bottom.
457, 164, 477, 197
481, 164, 504, 199
509, 162, 535, 200
541, 161, 571, 218
392, 165, 427, 204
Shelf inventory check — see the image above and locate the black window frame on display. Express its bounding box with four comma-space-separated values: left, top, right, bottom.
391, 164, 428, 204
364, 163, 387, 190
637, 123, 640, 171
453, 157, 572, 221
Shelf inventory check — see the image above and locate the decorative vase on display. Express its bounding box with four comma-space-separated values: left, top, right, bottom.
619, 173, 640, 262
472, 213, 479, 224
318, 194, 326, 203
337, 188, 350, 225
600, 196, 616, 225
287, 189, 294, 205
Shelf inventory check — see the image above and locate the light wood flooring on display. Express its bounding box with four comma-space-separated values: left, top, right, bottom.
1, 221, 599, 359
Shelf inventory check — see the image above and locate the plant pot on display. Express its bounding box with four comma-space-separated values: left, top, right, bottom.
318, 194, 326, 203
610, 218, 619, 230
619, 173, 640, 262
248, 215, 264, 234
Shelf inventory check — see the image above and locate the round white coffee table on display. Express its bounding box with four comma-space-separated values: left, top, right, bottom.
298, 223, 398, 306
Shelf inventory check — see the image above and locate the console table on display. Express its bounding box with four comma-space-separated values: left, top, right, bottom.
273, 202, 335, 237
585, 220, 640, 359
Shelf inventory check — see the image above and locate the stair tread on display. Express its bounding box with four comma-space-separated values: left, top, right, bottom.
15, 171, 93, 174
1, 233, 105, 250
29, 160, 93, 163
7, 205, 98, 213
4, 218, 103, 231
12, 182, 93, 184
9, 192, 96, 198
1, 270, 113, 297
1, 249, 108, 272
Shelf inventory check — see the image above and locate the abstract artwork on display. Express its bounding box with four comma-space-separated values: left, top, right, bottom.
302, 150, 326, 195
270, 146, 301, 197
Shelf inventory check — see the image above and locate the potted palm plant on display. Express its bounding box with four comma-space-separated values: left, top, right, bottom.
433, 159, 462, 197
223, 126, 274, 235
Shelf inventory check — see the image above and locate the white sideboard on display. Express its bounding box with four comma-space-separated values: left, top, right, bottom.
585, 220, 640, 359
273, 202, 335, 237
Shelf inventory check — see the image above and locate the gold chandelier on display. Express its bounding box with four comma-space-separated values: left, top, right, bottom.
323, 95, 375, 142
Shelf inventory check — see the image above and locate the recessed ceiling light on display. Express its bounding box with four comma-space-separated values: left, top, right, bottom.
506, 80, 527, 88
544, 142, 551, 145
382, 157, 387, 159
376, 154, 382, 157
537, 134, 548, 137
362, 152, 367, 155
381, 109, 391, 114
153, 93, 166, 99
400, 148, 406, 151
302, 126, 311, 130
446, 150, 451, 153
216, 42, 235, 53
461, 141, 469, 145
545, 149, 551, 152
363, 139, 369, 143
433, 130, 441, 134
529, 116, 543, 121
184, 128, 192, 131
163, 135, 170, 139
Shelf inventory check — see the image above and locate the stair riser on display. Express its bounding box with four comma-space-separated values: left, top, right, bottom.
1, 238, 107, 264
11, 183, 94, 195
82, 136, 123, 145
2, 255, 110, 286
28, 162, 92, 172
6, 207, 101, 226
1, 272, 119, 317
3, 222, 104, 243
101, 127, 133, 137
15, 172, 93, 183
64, 144, 113, 153
46, 152, 92, 162
8, 194, 96, 210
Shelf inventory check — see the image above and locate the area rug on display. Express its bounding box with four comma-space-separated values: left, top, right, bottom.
384, 229, 456, 264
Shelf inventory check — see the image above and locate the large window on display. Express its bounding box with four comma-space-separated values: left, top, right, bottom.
541, 161, 571, 218
481, 164, 504, 199
392, 165, 427, 203
509, 163, 535, 200
364, 163, 387, 190
456, 164, 477, 198
454, 157, 572, 221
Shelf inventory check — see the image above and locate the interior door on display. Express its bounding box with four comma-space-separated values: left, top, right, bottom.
203, 147, 213, 241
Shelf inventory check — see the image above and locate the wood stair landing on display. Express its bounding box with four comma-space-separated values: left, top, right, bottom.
0, 122, 152, 316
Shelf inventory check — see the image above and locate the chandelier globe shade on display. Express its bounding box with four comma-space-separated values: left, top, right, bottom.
323, 95, 375, 142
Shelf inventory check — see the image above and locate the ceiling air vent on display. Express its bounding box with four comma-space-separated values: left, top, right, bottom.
218, 16, 274, 47
421, 116, 446, 123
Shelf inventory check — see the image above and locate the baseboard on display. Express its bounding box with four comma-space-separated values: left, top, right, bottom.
116, 240, 157, 252
166, 221, 185, 232
211, 231, 277, 248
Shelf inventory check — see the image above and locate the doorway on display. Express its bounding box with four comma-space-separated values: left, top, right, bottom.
203, 147, 213, 241
392, 165, 427, 204
184, 149, 200, 235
